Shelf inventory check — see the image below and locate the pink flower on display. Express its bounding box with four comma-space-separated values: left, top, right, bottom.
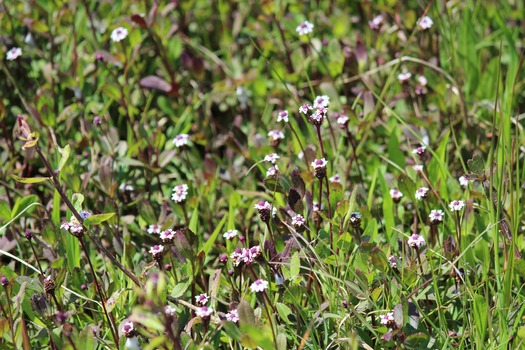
147, 224, 161, 235
225, 309, 239, 323
415, 187, 429, 200
313, 95, 330, 108
311, 158, 328, 169
223, 229, 238, 240
412, 146, 426, 155
413, 165, 424, 172
250, 279, 269, 293
329, 174, 341, 183
369, 15, 384, 30
398, 72, 412, 83
173, 134, 190, 147
449, 200, 465, 211
277, 110, 289, 123
296, 21, 314, 36
254, 201, 271, 211
264, 153, 280, 164
390, 189, 403, 201
408, 234, 426, 248
299, 104, 313, 114
110, 27, 128, 42
429, 209, 444, 223
268, 130, 285, 141
379, 312, 395, 325
266, 165, 279, 177
292, 214, 306, 227
195, 293, 209, 306
388, 256, 397, 269
195, 306, 213, 318
149, 245, 164, 255
417, 16, 433, 30
6, 47, 22, 61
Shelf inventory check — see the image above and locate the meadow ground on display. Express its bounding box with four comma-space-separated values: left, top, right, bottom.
1, 1, 525, 349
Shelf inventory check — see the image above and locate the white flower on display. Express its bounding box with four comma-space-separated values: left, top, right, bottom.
195, 306, 213, 318
173, 184, 188, 192
408, 234, 426, 248
119, 183, 134, 191
266, 165, 279, 177
277, 110, 289, 123
369, 15, 384, 30
449, 200, 465, 211
254, 201, 271, 211
299, 104, 312, 114
390, 189, 403, 201
417, 75, 428, 86
313, 95, 330, 108
296, 21, 314, 36
429, 209, 444, 223
291, 214, 305, 227
160, 229, 175, 242
413, 165, 424, 172
459, 176, 469, 187
250, 279, 269, 293
172, 184, 189, 203
329, 174, 341, 183
417, 16, 433, 30
268, 130, 285, 141
6, 47, 22, 61
122, 321, 135, 336
264, 153, 280, 164
380, 312, 395, 325
147, 224, 161, 235
415, 187, 429, 200
398, 72, 412, 82
165, 305, 177, 316
195, 293, 209, 306
225, 309, 239, 323
336, 115, 349, 126
149, 245, 164, 255
223, 229, 238, 240
311, 158, 328, 169
173, 134, 190, 147
110, 27, 128, 42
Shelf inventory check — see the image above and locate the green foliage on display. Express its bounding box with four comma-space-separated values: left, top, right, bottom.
1, 0, 525, 349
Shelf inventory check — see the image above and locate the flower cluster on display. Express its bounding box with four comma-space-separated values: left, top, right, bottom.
266, 165, 279, 177
195, 293, 209, 306
60, 221, 84, 237
276, 110, 289, 123
196, 306, 213, 318
172, 184, 188, 203
254, 201, 272, 222
6, 47, 22, 61
160, 229, 176, 243
291, 214, 306, 232
223, 229, 238, 240
408, 234, 426, 248
147, 224, 162, 235
379, 312, 396, 328
390, 189, 403, 203
449, 200, 465, 211
429, 209, 444, 224
268, 130, 285, 146
225, 309, 239, 323
264, 153, 280, 164
311, 158, 328, 179
149, 245, 164, 261
415, 187, 429, 200
369, 15, 384, 30
230, 246, 262, 267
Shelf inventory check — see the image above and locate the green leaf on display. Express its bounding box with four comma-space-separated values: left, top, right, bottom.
102, 84, 122, 101
105, 288, 128, 312
72, 193, 84, 214
84, 213, 115, 226
473, 294, 488, 340
9, 174, 51, 184
11, 195, 39, 219
276, 303, 293, 324
237, 300, 255, 327
170, 278, 190, 298
467, 154, 485, 176
289, 252, 300, 280
0, 200, 11, 221
57, 144, 70, 172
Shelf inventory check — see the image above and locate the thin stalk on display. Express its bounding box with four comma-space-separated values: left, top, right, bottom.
2, 285, 16, 344
79, 237, 119, 348
288, 122, 310, 172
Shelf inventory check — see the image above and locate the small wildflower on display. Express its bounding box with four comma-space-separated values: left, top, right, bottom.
291, 214, 306, 232
296, 20, 314, 36
55, 311, 69, 324
415, 187, 429, 200
412, 145, 426, 155
417, 75, 428, 86
119, 183, 134, 192
313, 202, 321, 211
110, 27, 128, 42
429, 209, 444, 224
223, 229, 238, 240
25, 230, 33, 240
380, 312, 396, 328
417, 16, 433, 30
264, 153, 280, 164
165, 305, 177, 316
413, 165, 424, 172
342, 300, 348, 308
160, 229, 176, 243
225, 309, 239, 323
266, 165, 279, 177
449, 200, 465, 211
388, 255, 397, 269
0, 276, 8, 287
268, 130, 285, 146
277, 110, 289, 123
349, 211, 362, 228
398, 72, 412, 83
329, 174, 341, 183
196, 306, 213, 318
147, 224, 161, 235
171, 184, 189, 204
408, 234, 426, 248
6, 47, 22, 61
173, 134, 190, 148
336, 114, 349, 128
149, 245, 164, 261
459, 176, 469, 187
219, 254, 228, 263
369, 15, 384, 30
122, 321, 136, 338
390, 189, 403, 203
195, 293, 209, 306
311, 158, 328, 179
299, 104, 313, 114
250, 279, 269, 293
313, 95, 330, 108
309, 107, 328, 125
93, 116, 102, 126
255, 200, 272, 222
